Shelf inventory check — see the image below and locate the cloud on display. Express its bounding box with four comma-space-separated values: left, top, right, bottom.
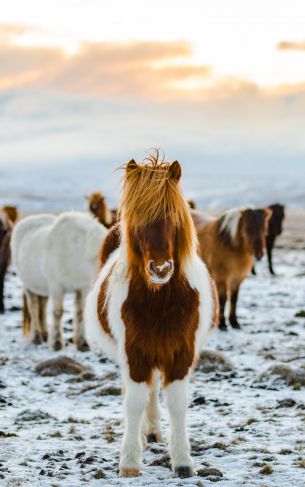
0, 23, 33, 43
0, 24, 212, 97
46, 41, 210, 97
277, 40, 305, 51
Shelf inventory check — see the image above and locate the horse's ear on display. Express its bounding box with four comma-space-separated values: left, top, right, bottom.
169, 160, 181, 182
126, 159, 138, 172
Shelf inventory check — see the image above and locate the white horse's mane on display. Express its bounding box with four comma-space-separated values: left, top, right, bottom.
219, 206, 253, 240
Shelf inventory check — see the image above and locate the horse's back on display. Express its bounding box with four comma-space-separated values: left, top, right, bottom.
11, 214, 54, 254
11, 214, 55, 262
45, 212, 107, 291
191, 210, 216, 234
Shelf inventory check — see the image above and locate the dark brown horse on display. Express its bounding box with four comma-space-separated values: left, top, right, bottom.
194, 207, 271, 331
0, 206, 19, 313
252, 203, 285, 275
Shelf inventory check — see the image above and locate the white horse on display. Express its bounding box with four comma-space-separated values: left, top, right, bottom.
11, 212, 107, 351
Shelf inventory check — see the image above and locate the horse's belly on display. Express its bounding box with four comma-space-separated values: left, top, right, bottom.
45, 247, 97, 293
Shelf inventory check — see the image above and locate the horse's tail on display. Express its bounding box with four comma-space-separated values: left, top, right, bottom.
210, 277, 219, 328
22, 292, 31, 336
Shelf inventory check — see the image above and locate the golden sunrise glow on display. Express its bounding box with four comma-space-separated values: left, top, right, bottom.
1, 0, 305, 95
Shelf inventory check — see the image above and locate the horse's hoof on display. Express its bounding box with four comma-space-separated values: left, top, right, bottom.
42, 333, 48, 342
32, 334, 43, 345
76, 339, 89, 352
175, 466, 194, 478
53, 340, 63, 351
147, 433, 157, 443
219, 323, 228, 332
0, 308, 5, 315
119, 467, 140, 477
230, 321, 241, 329
147, 431, 163, 443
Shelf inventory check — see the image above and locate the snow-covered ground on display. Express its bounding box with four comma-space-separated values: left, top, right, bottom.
0, 212, 305, 487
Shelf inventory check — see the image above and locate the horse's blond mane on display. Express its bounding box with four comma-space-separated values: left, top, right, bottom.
119, 152, 197, 262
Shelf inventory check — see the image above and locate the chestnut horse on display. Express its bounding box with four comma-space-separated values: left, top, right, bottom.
0, 206, 19, 313
86, 192, 115, 228
194, 207, 271, 331
85, 156, 216, 478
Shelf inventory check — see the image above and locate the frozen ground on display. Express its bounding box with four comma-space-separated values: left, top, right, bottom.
0, 212, 305, 487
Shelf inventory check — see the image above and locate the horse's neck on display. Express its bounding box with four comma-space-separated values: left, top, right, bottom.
100, 203, 112, 227
216, 219, 246, 252
127, 263, 187, 300
127, 265, 188, 307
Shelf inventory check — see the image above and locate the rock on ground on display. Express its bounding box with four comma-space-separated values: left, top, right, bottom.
35, 356, 93, 377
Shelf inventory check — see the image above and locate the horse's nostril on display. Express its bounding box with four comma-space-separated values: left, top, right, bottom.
148, 261, 156, 273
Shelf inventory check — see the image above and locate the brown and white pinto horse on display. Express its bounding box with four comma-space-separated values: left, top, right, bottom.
194, 207, 271, 331
85, 156, 216, 478
86, 191, 115, 228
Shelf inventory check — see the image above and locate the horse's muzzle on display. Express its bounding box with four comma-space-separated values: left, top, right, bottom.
147, 260, 174, 285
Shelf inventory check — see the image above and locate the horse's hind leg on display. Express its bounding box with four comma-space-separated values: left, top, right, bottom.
143, 372, 163, 444
165, 378, 194, 478
267, 236, 275, 275
74, 290, 89, 351
0, 271, 5, 313
216, 281, 227, 331
39, 296, 48, 342
50, 293, 64, 351
229, 284, 241, 329
25, 290, 44, 344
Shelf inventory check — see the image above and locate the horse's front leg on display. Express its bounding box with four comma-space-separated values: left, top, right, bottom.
0, 271, 5, 313
25, 290, 44, 344
74, 290, 89, 351
267, 236, 276, 275
218, 292, 227, 331
49, 293, 65, 351
144, 371, 163, 444
39, 296, 48, 342
120, 379, 149, 477
229, 283, 241, 329
165, 378, 194, 478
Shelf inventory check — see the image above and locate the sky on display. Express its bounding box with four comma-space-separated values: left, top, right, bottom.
0, 0, 305, 207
